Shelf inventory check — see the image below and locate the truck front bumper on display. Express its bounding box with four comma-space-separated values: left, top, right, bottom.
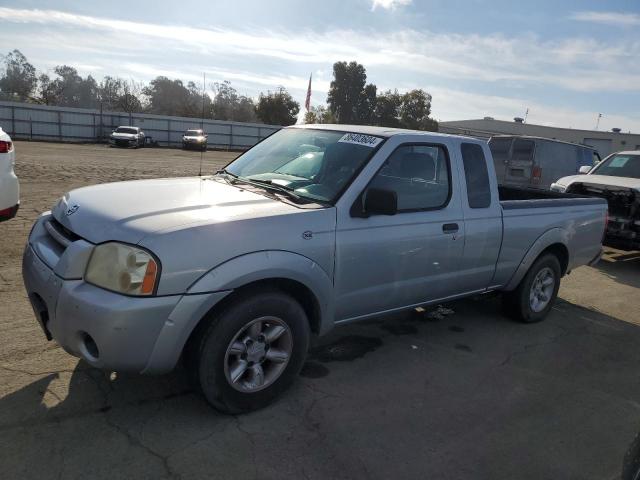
23, 242, 229, 374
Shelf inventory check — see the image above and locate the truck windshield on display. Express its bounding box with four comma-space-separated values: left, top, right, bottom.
224, 128, 384, 203
591, 153, 640, 179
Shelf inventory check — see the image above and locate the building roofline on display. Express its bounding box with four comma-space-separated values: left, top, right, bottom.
441, 118, 639, 138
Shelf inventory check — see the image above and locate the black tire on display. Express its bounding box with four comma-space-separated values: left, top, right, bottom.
193, 289, 310, 414
503, 253, 561, 323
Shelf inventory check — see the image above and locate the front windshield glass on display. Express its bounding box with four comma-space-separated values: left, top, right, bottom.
591, 153, 640, 179
224, 128, 384, 203
185, 130, 203, 136
115, 127, 137, 134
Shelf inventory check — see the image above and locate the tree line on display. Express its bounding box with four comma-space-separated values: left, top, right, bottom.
0, 50, 437, 130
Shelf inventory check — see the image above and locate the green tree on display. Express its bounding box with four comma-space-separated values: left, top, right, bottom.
98, 76, 124, 110
256, 87, 299, 125
327, 61, 376, 124
304, 105, 335, 124
49, 65, 99, 108
211, 81, 256, 122
373, 89, 402, 127
0, 49, 37, 101
143, 77, 198, 117
399, 89, 437, 131
37, 73, 57, 105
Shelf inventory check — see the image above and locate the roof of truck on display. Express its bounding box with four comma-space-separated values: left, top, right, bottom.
291, 123, 474, 142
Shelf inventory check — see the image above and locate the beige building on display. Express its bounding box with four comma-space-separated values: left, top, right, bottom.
439, 118, 640, 157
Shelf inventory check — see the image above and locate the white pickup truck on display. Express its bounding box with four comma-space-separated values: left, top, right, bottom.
23, 125, 606, 413
0, 128, 19, 222
552, 150, 640, 250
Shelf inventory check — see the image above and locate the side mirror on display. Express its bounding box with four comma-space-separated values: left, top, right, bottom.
578, 166, 591, 174
363, 188, 397, 216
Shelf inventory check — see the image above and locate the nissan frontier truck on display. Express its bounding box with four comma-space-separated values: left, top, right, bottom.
23, 125, 607, 413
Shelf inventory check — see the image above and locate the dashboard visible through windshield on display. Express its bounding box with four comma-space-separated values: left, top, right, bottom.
223, 128, 384, 203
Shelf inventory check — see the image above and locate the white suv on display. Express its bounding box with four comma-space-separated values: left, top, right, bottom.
0, 127, 19, 222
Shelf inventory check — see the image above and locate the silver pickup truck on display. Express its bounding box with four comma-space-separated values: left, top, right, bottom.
23, 125, 606, 413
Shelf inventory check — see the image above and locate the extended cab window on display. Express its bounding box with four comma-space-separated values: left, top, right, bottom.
461, 143, 491, 208
369, 144, 450, 211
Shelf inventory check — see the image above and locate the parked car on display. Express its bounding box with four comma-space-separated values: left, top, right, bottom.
109, 126, 145, 148
489, 135, 600, 190
0, 127, 19, 222
551, 150, 640, 250
182, 129, 208, 151
23, 125, 606, 413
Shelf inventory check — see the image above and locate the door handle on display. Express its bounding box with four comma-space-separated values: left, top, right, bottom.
442, 223, 459, 234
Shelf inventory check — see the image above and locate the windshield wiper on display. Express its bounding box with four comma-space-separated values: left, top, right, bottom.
238, 178, 305, 202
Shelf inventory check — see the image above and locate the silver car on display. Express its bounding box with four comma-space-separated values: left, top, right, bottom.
22, 125, 606, 413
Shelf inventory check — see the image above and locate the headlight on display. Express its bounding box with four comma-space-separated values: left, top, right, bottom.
85, 242, 160, 296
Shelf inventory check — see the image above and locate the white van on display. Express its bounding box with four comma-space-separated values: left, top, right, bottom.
0, 128, 19, 222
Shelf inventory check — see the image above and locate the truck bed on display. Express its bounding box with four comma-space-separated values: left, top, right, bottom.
498, 185, 605, 209
491, 185, 607, 289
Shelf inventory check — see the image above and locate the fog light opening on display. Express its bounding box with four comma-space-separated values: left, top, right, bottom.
81, 332, 100, 360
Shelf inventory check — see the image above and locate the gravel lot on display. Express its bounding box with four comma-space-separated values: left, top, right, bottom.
1, 141, 640, 479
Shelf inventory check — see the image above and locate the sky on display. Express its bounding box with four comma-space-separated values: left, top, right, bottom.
0, 0, 639, 132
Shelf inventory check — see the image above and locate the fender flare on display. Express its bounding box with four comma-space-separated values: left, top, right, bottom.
188, 250, 335, 333
503, 228, 569, 291
143, 251, 334, 374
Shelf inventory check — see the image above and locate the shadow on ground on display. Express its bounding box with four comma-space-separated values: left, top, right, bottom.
596, 248, 640, 289
2, 296, 640, 479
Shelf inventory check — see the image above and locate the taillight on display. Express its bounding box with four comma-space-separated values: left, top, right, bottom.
0, 141, 12, 153
603, 209, 609, 241
532, 166, 542, 184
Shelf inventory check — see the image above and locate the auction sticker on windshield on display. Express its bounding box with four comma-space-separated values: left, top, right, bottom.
338, 133, 383, 148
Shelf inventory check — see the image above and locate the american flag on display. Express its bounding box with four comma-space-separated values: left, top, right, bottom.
305, 73, 312, 111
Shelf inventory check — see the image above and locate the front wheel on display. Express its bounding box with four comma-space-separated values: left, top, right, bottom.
503, 253, 561, 323
194, 289, 310, 414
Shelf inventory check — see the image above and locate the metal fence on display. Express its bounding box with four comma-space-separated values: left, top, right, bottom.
0, 101, 281, 149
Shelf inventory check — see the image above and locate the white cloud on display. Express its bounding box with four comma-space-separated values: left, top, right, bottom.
1, 7, 639, 94
371, 0, 412, 11
1, 7, 639, 131
430, 87, 640, 132
570, 11, 640, 26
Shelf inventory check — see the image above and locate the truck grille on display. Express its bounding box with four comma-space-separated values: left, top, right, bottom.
567, 182, 640, 246
44, 218, 81, 248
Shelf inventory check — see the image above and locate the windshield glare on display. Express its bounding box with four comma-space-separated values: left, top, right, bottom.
115, 127, 137, 134
592, 153, 640, 179
225, 129, 383, 203
185, 130, 203, 136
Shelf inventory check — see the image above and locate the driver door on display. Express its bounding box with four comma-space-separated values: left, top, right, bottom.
333, 143, 465, 321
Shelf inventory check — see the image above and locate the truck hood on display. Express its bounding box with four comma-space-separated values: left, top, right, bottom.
555, 174, 640, 191
111, 133, 137, 139
51, 177, 299, 244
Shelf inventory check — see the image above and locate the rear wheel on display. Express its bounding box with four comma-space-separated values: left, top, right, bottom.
503, 253, 561, 323
193, 289, 310, 414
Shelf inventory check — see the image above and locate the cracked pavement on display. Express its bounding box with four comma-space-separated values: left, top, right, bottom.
1, 142, 640, 479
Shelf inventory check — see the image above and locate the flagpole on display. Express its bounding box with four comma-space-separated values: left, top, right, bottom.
305, 73, 312, 112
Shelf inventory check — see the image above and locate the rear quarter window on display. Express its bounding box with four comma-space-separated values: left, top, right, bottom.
461, 143, 492, 208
